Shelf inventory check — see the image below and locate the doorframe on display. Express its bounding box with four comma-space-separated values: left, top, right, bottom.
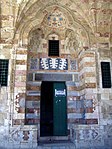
40, 81, 68, 140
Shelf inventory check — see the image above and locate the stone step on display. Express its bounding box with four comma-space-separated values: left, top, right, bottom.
38, 140, 75, 148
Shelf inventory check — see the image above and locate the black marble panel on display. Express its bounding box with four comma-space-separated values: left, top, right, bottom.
35, 73, 72, 81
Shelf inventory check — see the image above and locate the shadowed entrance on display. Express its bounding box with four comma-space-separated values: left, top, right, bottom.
40, 81, 67, 137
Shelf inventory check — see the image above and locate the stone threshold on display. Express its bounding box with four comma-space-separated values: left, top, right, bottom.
38, 140, 74, 147
38, 136, 74, 146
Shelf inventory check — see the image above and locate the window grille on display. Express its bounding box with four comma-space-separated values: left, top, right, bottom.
0, 60, 9, 86
48, 40, 59, 56
101, 62, 111, 88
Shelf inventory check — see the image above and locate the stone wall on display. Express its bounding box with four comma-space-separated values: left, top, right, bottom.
0, 0, 112, 148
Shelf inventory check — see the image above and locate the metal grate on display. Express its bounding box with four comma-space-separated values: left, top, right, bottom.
48, 40, 59, 56
0, 59, 9, 86
101, 62, 111, 88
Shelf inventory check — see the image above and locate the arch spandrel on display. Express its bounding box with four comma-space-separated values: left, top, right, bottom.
15, 0, 112, 39
15, 3, 91, 50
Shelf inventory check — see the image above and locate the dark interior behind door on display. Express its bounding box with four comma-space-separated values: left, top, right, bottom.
40, 82, 53, 136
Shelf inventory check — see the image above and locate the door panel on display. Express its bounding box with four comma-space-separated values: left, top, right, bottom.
53, 82, 67, 136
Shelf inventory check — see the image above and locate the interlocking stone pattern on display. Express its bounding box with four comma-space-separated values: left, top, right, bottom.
0, 0, 112, 148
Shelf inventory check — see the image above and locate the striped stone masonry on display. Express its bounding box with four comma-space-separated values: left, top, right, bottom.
25, 80, 41, 125
0, 1, 111, 149
78, 51, 96, 89
12, 48, 28, 123
14, 48, 27, 88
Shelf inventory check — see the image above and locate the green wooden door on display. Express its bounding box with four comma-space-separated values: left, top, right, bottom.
53, 82, 67, 136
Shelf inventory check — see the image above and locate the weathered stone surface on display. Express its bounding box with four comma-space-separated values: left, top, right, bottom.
35, 73, 73, 81
0, 0, 112, 148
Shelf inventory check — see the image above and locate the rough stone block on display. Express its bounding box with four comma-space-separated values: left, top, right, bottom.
0, 113, 4, 125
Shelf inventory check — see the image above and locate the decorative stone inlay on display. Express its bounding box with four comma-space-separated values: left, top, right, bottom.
40, 58, 68, 70
76, 128, 99, 140
10, 128, 35, 143
23, 131, 30, 141
11, 130, 22, 142
70, 60, 77, 70
30, 58, 38, 70
45, 7, 66, 30
15, 94, 25, 113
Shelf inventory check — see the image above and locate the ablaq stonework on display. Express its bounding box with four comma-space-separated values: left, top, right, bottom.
0, 0, 112, 148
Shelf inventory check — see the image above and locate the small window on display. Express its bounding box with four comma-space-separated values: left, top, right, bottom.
0, 60, 9, 86
101, 62, 111, 88
48, 40, 59, 56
